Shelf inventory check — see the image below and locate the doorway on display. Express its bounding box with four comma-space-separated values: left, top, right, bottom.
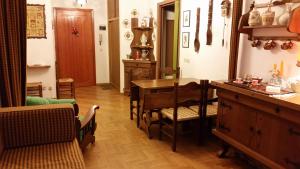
157, 0, 180, 79
54, 8, 96, 87
107, 0, 120, 90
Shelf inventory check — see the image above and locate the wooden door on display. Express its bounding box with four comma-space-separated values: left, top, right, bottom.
107, 0, 120, 90
54, 8, 96, 87
165, 20, 174, 68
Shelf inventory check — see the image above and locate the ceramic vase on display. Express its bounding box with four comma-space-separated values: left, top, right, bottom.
248, 7, 261, 26
278, 3, 292, 26
262, 5, 275, 26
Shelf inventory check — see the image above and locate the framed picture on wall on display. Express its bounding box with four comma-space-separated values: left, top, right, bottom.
183, 10, 191, 27
182, 32, 190, 48
27, 4, 46, 39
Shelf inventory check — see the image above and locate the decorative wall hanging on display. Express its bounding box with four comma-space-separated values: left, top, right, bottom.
27, 4, 46, 39
124, 31, 133, 40
183, 10, 191, 27
206, 0, 213, 45
122, 19, 130, 28
221, 0, 231, 17
182, 32, 190, 48
131, 9, 138, 18
194, 8, 200, 53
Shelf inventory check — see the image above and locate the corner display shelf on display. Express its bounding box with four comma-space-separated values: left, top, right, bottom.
130, 17, 155, 61
122, 17, 156, 95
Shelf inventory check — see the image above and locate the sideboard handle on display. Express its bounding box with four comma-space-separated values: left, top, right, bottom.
275, 107, 280, 114
289, 128, 300, 137
220, 102, 232, 109
249, 126, 254, 132
285, 158, 300, 168
220, 124, 231, 132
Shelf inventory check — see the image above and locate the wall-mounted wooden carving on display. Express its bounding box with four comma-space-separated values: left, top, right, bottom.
194, 8, 200, 52
206, 0, 213, 45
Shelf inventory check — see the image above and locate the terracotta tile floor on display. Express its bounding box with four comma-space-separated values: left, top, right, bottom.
76, 86, 253, 169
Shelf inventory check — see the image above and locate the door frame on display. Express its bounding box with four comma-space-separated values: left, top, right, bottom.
156, 0, 179, 79
53, 7, 96, 85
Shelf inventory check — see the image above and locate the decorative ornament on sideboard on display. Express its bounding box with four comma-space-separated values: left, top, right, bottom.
278, 3, 292, 26
75, 0, 87, 7
248, 6, 261, 26
261, 2, 275, 26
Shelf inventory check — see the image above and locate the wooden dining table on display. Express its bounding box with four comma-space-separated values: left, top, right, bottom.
131, 78, 200, 138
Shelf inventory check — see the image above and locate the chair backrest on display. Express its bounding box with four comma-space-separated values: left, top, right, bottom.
129, 69, 141, 100
143, 91, 174, 110
160, 67, 180, 79
175, 80, 209, 117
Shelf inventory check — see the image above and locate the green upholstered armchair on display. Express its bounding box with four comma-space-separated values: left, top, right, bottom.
26, 96, 99, 150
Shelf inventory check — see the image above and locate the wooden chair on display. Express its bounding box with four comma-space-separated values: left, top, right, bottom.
160, 67, 180, 79
129, 69, 148, 128
159, 80, 209, 152
27, 82, 43, 97
142, 90, 174, 139
189, 84, 218, 135
57, 78, 75, 99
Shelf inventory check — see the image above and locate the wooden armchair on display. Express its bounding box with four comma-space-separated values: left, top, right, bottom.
160, 67, 180, 79
159, 80, 209, 152
25, 96, 99, 150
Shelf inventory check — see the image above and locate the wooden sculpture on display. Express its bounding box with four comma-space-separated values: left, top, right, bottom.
206, 0, 213, 45
194, 8, 200, 52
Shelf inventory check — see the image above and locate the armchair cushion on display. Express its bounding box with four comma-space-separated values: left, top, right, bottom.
0, 104, 75, 149
0, 140, 85, 169
26, 96, 49, 106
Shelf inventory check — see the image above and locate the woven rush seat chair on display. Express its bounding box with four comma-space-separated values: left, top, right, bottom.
159, 80, 209, 152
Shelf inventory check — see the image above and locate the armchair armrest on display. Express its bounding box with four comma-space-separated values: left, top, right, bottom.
76, 105, 99, 149
80, 105, 99, 129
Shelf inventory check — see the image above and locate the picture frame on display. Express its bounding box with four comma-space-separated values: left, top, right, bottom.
182, 32, 190, 48
27, 4, 46, 39
183, 10, 191, 27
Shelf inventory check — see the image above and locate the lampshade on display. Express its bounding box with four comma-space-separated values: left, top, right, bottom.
297, 54, 300, 67
76, 0, 87, 6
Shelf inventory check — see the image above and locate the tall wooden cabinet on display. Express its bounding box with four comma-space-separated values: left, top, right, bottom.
212, 81, 300, 169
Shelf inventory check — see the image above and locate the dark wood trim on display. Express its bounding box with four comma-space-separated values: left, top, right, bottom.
228, 0, 243, 80
156, 0, 176, 79
53, 8, 96, 86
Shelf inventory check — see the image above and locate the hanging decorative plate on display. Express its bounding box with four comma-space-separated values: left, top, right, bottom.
152, 32, 156, 41
124, 31, 133, 40
131, 9, 138, 18
122, 19, 130, 28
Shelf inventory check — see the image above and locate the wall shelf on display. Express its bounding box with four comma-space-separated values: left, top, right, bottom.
132, 27, 153, 31
243, 25, 286, 29
131, 45, 153, 49
27, 64, 51, 69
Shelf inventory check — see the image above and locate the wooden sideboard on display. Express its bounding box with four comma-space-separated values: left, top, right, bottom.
212, 81, 300, 169
123, 59, 156, 95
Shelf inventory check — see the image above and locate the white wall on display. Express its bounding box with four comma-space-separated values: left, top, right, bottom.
179, 0, 232, 80
238, 0, 300, 81
27, 0, 57, 98
27, 0, 109, 98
